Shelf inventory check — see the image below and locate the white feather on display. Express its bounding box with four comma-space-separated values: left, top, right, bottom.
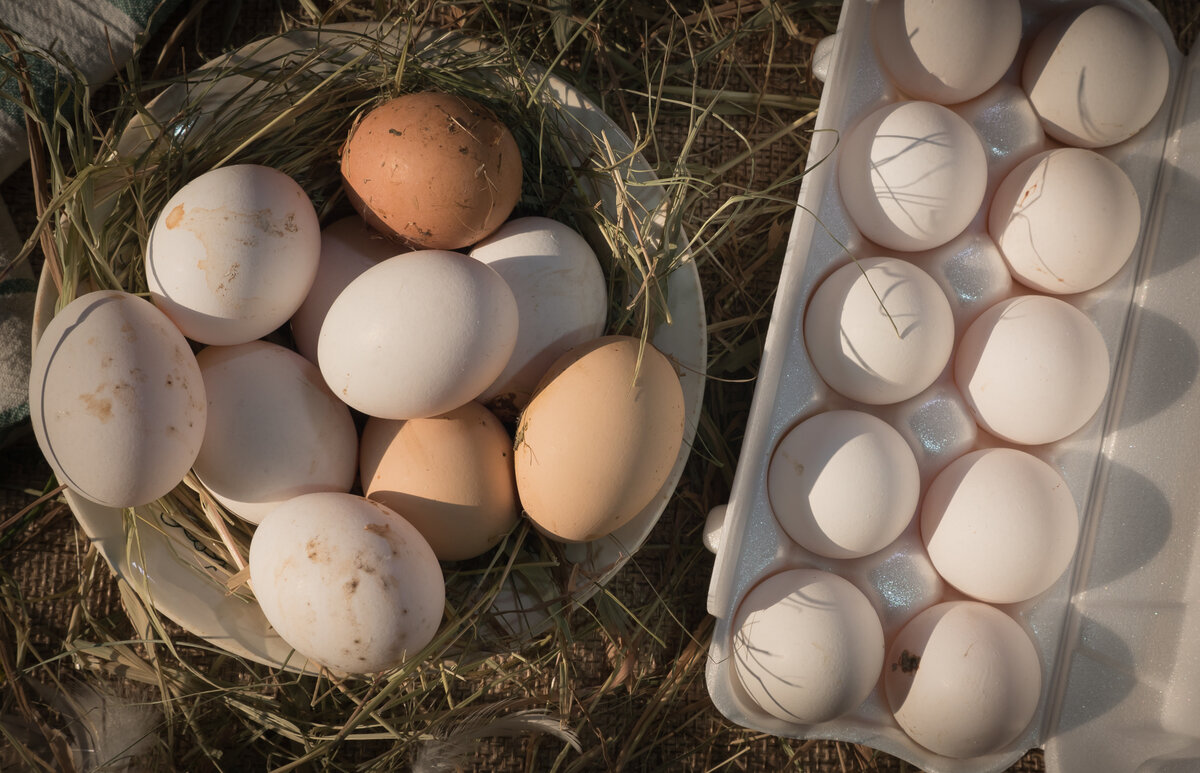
411, 707, 581, 773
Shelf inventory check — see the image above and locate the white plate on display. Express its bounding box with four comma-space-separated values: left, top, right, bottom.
33, 22, 706, 671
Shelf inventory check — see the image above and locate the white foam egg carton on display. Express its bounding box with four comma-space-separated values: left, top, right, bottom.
704, 1, 1200, 771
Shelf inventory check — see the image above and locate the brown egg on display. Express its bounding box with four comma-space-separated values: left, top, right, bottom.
360, 401, 519, 562
514, 336, 686, 543
340, 92, 522, 250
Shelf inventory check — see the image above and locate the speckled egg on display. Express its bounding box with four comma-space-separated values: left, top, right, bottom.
248, 492, 444, 674
28, 290, 206, 508
340, 92, 522, 250
146, 164, 321, 345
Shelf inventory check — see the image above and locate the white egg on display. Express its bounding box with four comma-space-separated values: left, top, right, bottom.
192, 341, 357, 524
1023, 4, 1170, 148
146, 164, 321, 345
28, 291, 206, 508
921, 448, 1078, 604
884, 601, 1041, 758
837, 101, 987, 252
989, 148, 1141, 295
318, 250, 519, 420
955, 295, 1110, 445
733, 569, 884, 724
290, 216, 402, 366
469, 216, 606, 409
768, 410, 919, 559
804, 257, 955, 405
249, 492, 444, 674
873, 0, 1022, 105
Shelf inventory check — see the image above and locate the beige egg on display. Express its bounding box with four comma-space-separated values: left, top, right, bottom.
360, 402, 518, 562
514, 335, 685, 543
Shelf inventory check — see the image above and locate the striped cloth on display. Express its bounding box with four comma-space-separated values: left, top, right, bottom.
0, 0, 181, 446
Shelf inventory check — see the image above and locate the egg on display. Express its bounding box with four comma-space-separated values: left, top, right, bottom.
360, 402, 519, 562
921, 448, 1078, 604
955, 295, 1110, 445
249, 492, 444, 674
837, 101, 986, 252
469, 216, 607, 412
146, 164, 321, 345
884, 601, 1041, 758
192, 341, 357, 524
28, 291, 206, 508
872, 0, 1022, 105
989, 148, 1141, 295
804, 257, 955, 405
290, 216, 402, 366
1023, 4, 1170, 148
514, 335, 684, 543
318, 250, 519, 420
767, 410, 919, 559
732, 569, 884, 724
340, 92, 522, 250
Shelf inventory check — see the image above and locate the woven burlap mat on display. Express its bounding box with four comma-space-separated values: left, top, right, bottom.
4, 1, 1196, 771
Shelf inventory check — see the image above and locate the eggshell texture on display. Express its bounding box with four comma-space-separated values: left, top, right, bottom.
767, 410, 919, 559
28, 291, 206, 508
290, 216, 402, 366
921, 448, 1078, 604
249, 492, 444, 674
955, 295, 1110, 445
804, 258, 955, 405
1023, 4, 1170, 148
318, 250, 519, 419
873, 0, 1021, 104
989, 148, 1141, 295
469, 216, 607, 410
146, 164, 321, 345
192, 341, 357, 524
514, 335, 685, 543
884, 601, 1041, 758
732, 569, 884, 724
340, 92, 522, 250
837, 101, 986, 252
360, 402, 518, 561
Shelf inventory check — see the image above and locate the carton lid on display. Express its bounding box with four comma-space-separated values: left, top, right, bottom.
1042, 38, 1200, 773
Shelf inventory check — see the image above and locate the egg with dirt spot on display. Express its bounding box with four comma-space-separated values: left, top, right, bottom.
249, 492, 444, 674
146, 164, 321, 345
28, 290, 207, 508
340, 91, 522, 250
